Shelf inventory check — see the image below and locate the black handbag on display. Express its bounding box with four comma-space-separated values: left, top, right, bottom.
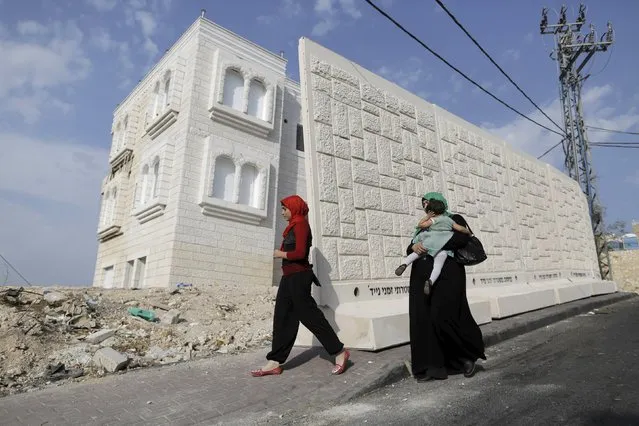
454, 224, 487, 266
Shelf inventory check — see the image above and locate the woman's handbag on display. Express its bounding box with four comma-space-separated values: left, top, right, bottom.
454, 224, 487, 266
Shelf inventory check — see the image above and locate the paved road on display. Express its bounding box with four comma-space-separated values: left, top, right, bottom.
289, 297, 639, 426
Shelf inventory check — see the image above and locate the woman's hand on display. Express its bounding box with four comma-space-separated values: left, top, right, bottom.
273, 250, 287, 259
412, 242, 427, 255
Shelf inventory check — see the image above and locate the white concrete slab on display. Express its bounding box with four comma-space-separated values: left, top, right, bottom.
590, 279, 618, 295
529, 279, 593, 304
468, 285, 557, 319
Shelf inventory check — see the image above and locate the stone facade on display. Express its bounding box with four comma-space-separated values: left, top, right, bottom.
610, 250, 639, 293
93, 18, 305, 289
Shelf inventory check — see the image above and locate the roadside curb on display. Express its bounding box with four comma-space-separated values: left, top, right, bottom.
343, 292, 637, 402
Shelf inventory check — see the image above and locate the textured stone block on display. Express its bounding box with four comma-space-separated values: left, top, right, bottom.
93, 347, 128, 373
332, 101, 349, 138
352, 159, 379, 186
317, 154, 338, 203
333, 81, 360, 108
335, 157, 353, 189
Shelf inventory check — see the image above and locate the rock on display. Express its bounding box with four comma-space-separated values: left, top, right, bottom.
160, 309, 181, 325
100, 337, 117, 348
43, 291, 68, 307
93, 348, 129, 373
84, 329, 116, 345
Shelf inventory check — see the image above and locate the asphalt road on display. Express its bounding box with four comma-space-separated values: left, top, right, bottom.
288, 297, 639, 426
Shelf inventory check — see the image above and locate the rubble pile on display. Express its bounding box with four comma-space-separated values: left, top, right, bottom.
0, 284, 277, 397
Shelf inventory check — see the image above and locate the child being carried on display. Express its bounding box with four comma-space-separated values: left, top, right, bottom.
395, 199, 471, 295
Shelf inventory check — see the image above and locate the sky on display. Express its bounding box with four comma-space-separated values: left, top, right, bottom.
1, 0, 638, 286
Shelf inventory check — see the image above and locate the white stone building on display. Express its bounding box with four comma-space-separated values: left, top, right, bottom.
94, 16, 307, 289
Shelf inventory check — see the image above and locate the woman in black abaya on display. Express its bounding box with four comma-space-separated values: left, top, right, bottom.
407, 192, 486, 381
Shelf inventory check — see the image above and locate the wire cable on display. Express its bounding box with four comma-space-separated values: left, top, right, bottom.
434, 0, 565, 134
537, 140, 564, 159
363, 0, 566, 137
0, 253, 32, 286
586, 125, 639, 136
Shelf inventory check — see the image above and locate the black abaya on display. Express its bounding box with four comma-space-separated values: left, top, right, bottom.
408, 214, 486, 379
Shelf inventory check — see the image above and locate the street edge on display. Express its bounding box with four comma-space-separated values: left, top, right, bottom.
342, 292, 637, 402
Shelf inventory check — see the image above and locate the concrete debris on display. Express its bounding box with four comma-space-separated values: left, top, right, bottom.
0, 284, 277, 397
84, 329, 116, 345
160, 309, 181, 325
93, 348, 129, 373
43, 291, 68, 307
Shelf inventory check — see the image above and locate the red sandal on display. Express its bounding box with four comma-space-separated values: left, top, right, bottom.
250, 366, 283, 377
331, 350, 350, 375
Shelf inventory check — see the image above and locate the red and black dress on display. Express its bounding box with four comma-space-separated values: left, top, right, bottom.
266, 195, 344, 364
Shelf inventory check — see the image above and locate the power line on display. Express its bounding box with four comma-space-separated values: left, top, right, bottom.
590, 141, 639, 145
434, 0, 565, 135
591, 144, 639, 149
537, 140, 564, 159
0, 253, 32, 286
586, 125, 639, 136
363, 0, 565, 137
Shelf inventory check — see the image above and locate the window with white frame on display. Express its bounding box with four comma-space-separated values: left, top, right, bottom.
152, 82, 161, 118
247, 79, 266, 120
100, 186, 118, 228
140, 164, 150, 205
162, 71, 171, 110
137, 156, 161, 207
100, 191, 110, 227
223, 69, 244, 111
151, 159, 160, 198
211, 156, 236, 202
121, 115, 128, 149
109, 187, 117, 224
238, 163, 260, 208
113, 122, 121, 153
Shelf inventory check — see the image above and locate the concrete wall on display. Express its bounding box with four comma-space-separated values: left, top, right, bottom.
610, 250, 639, 293
298, 38, 600, 308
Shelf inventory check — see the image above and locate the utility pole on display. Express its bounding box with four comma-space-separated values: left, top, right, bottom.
540, 4, 614, 280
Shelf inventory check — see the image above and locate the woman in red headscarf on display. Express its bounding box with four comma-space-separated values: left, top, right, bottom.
251, 195, 350, 377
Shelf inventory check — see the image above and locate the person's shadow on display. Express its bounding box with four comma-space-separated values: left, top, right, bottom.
283, 346, 354, 371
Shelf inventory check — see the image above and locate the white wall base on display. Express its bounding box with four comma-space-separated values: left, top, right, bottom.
294, 279, 616, 350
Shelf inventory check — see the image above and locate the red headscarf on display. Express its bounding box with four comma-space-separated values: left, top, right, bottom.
281, 195, 309, 238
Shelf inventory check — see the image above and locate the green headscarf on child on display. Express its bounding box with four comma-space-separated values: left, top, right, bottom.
413, 191, 451, 238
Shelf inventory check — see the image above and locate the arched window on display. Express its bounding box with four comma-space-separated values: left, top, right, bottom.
222, 69, 244, 111
247, 80, 267, 120
101, 192, 110, 227
238, 163, 260, 208
151, 159, 160, 198
121, 116, 128, 148
212, 156, 235, 202
152, 82, 161, 117
109, 187, 118, 224
113, 122, 121, 152
140, 165, 149, 205
162, 71, 171, 109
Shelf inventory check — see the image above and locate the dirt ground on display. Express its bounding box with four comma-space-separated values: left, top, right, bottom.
0, 284, 277, 397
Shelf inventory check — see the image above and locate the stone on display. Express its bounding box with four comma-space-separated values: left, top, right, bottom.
160, 309, 181, 325
84, 329, 116, 345
93, 348, 129, 373
43, 291, 68, 307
